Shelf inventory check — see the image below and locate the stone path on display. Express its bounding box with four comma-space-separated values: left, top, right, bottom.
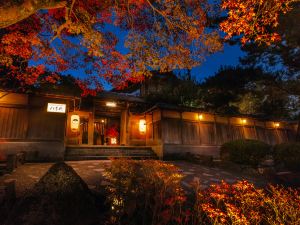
0, 160, 268, 197
172, 161, 267, 189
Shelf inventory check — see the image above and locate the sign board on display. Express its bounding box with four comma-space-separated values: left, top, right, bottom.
47, 103, 66, 113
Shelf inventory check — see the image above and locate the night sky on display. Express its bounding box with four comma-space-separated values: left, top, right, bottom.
31, 24, 246, 90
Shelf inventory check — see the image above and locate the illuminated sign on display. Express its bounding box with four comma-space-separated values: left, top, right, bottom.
71, 115, 80, 132
139, 119, 146, 133
47, 103, 66, 113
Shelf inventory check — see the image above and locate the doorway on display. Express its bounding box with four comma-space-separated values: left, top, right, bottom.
93, 117, 120, 145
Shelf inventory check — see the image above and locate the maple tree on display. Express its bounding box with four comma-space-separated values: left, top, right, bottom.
0, 0, 222, 94
220, 0, 300, 45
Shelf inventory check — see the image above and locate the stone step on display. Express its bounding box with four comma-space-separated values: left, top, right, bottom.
66, 149, 155, 155
65, 146, 158, 160
65, 155, 158, 161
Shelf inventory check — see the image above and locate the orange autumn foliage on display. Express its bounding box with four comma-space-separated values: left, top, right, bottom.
0, 0, 222, 95
105, 159, 300, 225
220, 0, 298, 45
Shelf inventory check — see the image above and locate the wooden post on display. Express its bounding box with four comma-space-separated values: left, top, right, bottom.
198, 113, 202, 145
88, 112, 94, 145
120, 108, 128, 145
227, 117, 232, 141
253, 120, 258, 140
296, 120, 300, 141
213, 115, 218, 145
180, 112, 183, 144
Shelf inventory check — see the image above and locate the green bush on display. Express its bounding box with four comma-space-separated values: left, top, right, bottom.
220, 139, 271, 167
273, 142, 300, 171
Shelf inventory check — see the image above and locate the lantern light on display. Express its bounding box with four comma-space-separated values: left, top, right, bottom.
241, 119, 247, 124
71, 115, 80, 132
139, 119, 146, 133
274, 122, 280, 128
111, 137, 117, 145
198, 114, 203, 120
106, 102, 117, 107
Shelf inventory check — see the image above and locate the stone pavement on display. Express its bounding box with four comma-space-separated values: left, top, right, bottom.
0, 160, 268, 197
171, 161, 267, 189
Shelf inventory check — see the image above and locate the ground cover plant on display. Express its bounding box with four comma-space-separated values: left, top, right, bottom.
104, 159, 300, 225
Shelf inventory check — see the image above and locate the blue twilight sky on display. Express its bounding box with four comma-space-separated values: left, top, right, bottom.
30, 23, 246, 90
191, 43, 245, 82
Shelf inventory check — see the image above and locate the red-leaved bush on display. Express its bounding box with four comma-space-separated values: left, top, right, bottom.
104, 159, 300, 225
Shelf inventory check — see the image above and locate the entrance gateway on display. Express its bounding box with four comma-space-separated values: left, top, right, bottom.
65, 93, 148, 147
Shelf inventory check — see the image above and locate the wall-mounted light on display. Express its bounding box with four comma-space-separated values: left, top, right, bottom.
274, 122, 280, 128
198, 114, 203, 120
139, 119, 146, 133
241, 119, 247, 125
71, 115, 80, 132
101, 119, 105, 123
106, 102, 117, 107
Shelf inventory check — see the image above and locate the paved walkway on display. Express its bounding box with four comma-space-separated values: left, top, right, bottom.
0, 160, 267, 197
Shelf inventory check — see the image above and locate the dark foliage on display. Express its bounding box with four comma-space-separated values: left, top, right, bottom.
220, 139, 271, 167
4, 162, 104, 225
273, 142, 300, 171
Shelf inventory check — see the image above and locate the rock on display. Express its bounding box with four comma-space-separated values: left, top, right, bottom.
4, 162, 104, 225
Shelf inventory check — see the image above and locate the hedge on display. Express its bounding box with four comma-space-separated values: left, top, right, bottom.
273, 142, 300, 171
220, 139, 271, 167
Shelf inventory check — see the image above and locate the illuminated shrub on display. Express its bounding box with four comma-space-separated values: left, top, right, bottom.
193, 180, 300, 225
273, 142, 300, 171
220, 139, 271, 167
104, 159, 300, 225
104, 159, 186, 225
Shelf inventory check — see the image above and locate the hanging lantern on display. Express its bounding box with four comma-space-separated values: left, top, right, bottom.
139, 119, 146, 133
71, 115, 80, 132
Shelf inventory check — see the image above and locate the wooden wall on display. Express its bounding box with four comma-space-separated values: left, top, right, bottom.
0, 92, 67, 141
146, 109, 298, 146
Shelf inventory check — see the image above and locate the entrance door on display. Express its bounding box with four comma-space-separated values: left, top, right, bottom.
93, 117, 120, 145
80, 117, 89, 144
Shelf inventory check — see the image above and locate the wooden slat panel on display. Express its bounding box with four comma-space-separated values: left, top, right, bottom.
244, 127, 257, 139
182, 122, 200, 145
0, 107, 28, 139
265, 129, 277, 145
216, 124, 231, 144
276, 129, 288, 143
231, 126, 244, 140
162, 119, 181, 144
27, 109, 65, 140
256, 127, 267, 143
199, 123, 215, 145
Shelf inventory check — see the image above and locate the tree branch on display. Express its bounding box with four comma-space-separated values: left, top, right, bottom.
0, 0, 67, 29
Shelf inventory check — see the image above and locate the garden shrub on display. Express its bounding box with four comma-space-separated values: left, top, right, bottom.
192, 180, 300, 225
273, 142, 300, 171
104, 159, 187, 225
105, 159, 300, 225
220, 139, 271, 167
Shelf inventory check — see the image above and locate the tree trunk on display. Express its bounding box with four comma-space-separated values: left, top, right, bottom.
0, 0, 66, 28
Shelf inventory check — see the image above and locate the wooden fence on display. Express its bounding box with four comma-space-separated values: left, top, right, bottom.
0, 92, 66, 141
145, 109, 297, 146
